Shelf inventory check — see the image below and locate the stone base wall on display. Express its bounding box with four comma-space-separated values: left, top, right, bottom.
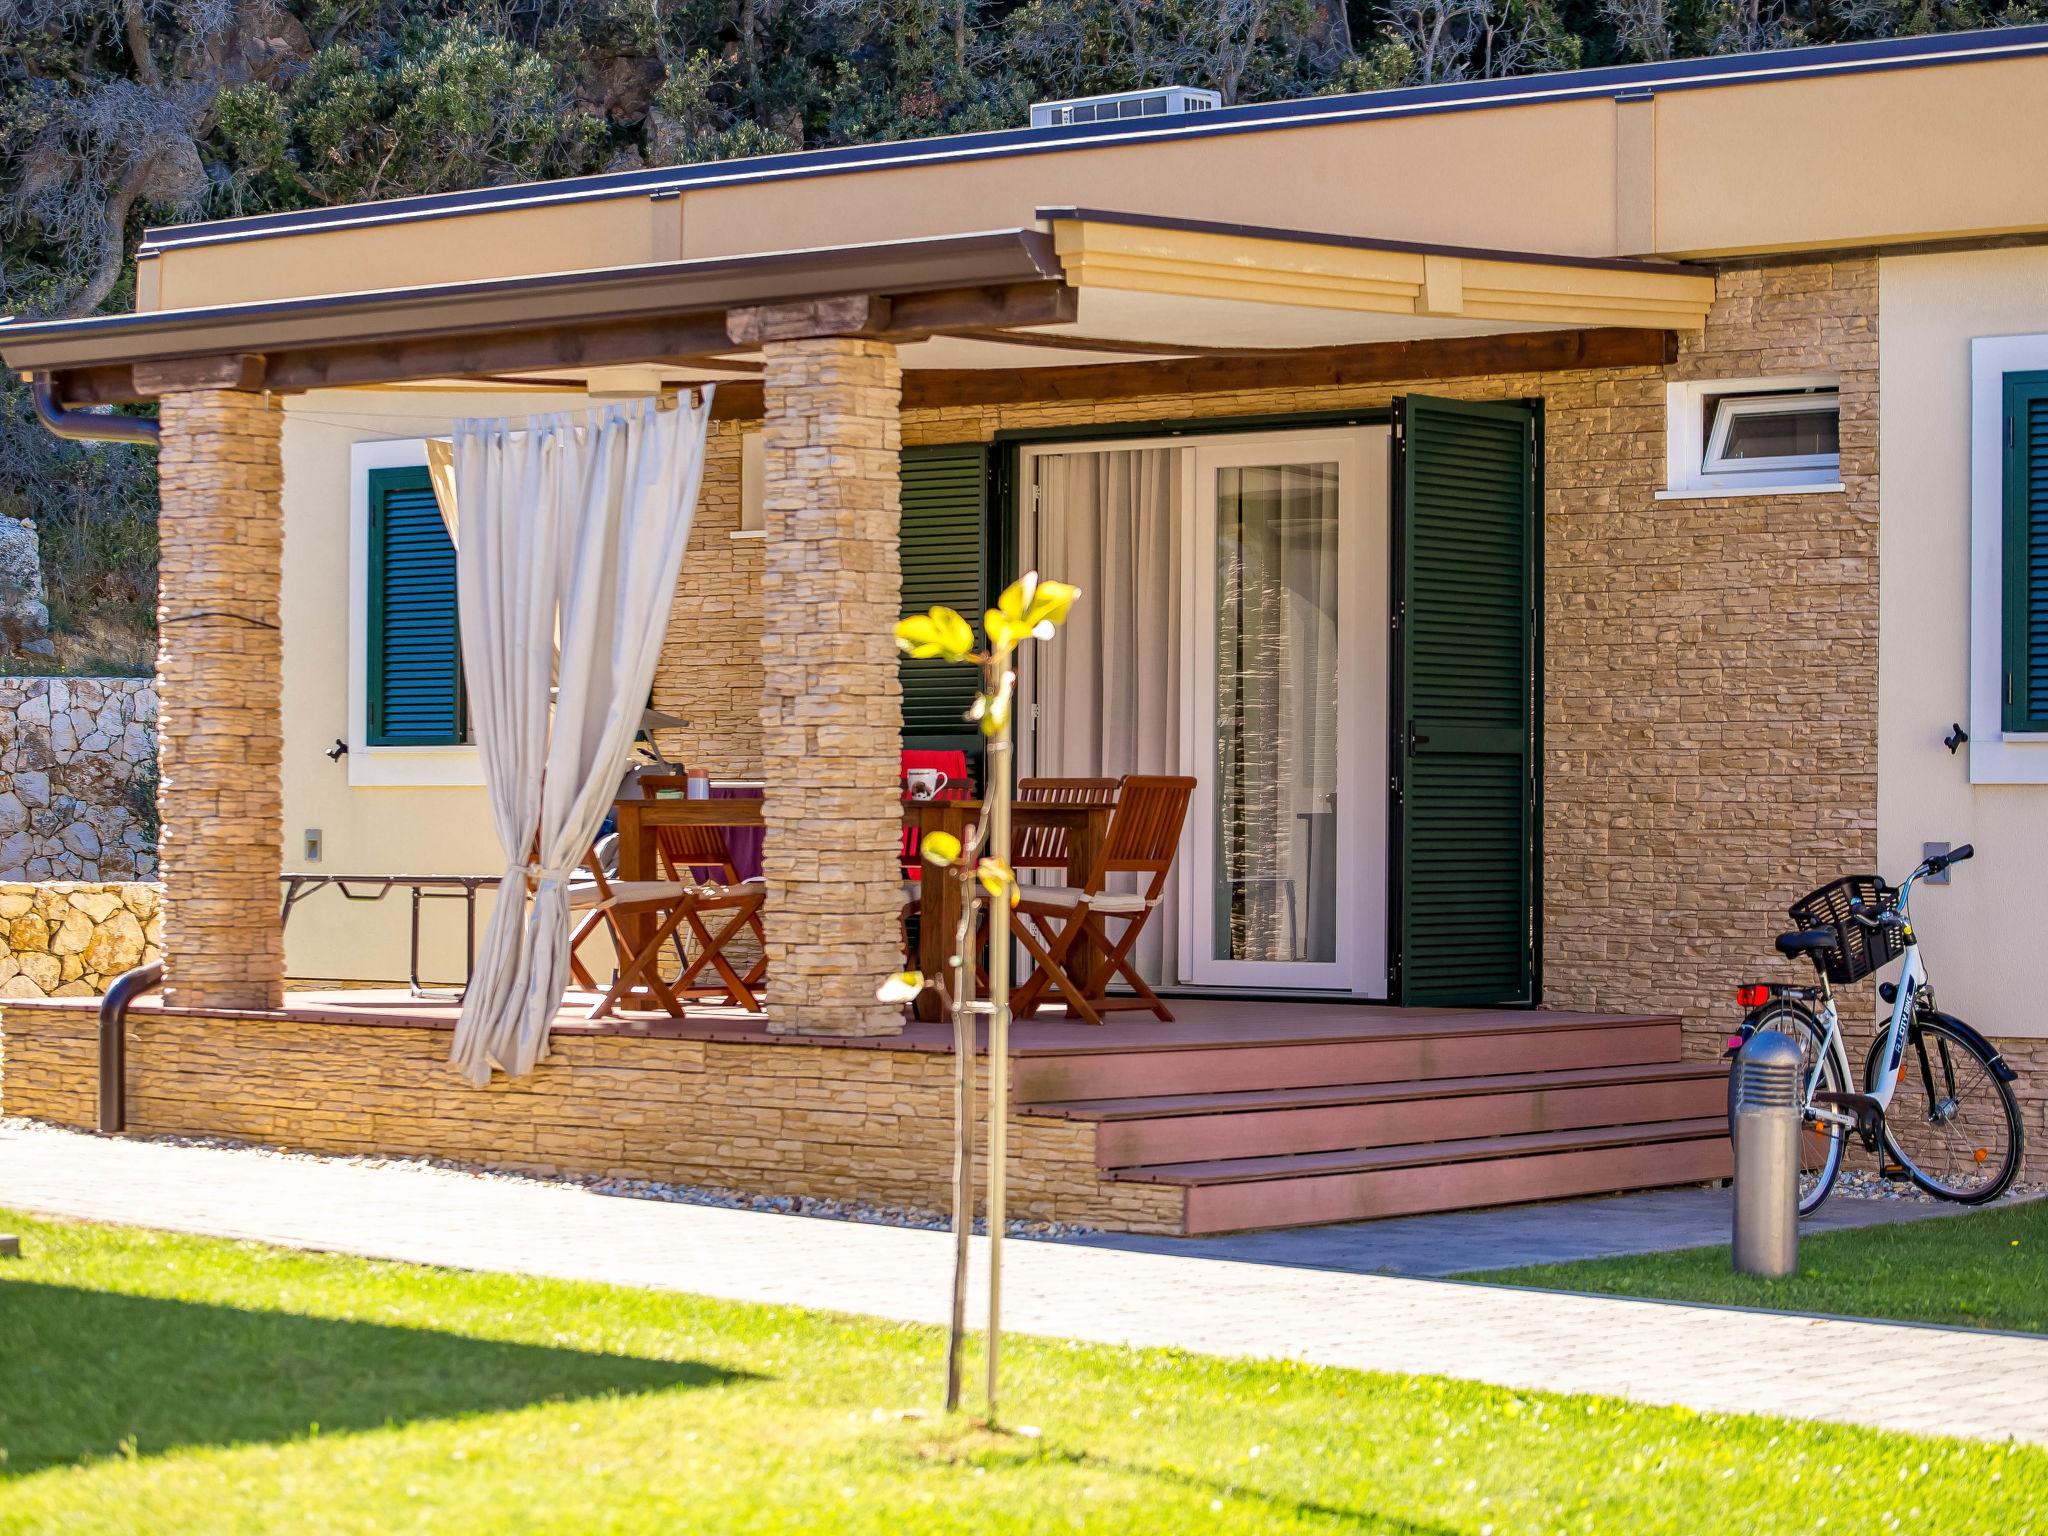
0, 1003, 1184, 1231
0, 883, 160, 998
0, 678, 156, 880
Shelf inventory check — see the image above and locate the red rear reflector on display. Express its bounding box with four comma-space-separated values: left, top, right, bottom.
1725, 1034, 1748, 1052
1735, 984, 1772, 1008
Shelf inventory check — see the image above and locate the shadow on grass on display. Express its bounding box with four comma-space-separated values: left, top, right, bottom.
0, 1281, 749, 1475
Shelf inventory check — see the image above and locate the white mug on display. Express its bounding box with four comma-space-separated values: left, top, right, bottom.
905, 767, 949, 801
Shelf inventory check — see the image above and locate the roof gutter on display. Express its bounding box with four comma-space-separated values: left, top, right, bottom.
29, 375, 159, 447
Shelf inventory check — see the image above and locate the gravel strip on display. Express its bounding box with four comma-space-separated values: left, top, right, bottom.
1830, 1164, 2047, 1204
0, 1117, 1099, 1239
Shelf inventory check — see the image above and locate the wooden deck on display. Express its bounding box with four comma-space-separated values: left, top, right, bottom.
252, 989, 1729, 1235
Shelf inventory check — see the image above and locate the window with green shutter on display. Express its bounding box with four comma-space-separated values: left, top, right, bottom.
2003, 371, 2048, 734
366, 465, 466, 746
899, 443, 989, 768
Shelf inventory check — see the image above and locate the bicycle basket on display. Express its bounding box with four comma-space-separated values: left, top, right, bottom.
1786, 874, 1902, 984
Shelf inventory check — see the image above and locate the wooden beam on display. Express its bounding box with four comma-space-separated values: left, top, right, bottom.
906, 326, 1678, 409
54, 323, 1676, 412
727, 295, 891, 346
133, 353, 265, 394
701, 327, 1675, 420
889, 282, 1079, 336
54, 313, 741, 403
939, 328, 1254, 359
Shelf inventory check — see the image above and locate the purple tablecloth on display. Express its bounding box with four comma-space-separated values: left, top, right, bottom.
711, 784, 765, 880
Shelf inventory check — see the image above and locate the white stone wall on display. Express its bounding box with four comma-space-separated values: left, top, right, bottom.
0, 678, 157, 880
0, 882, 160, 997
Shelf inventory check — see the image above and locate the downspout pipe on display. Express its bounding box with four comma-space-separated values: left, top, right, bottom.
29, 375, 159, 447
98, 962, 163, 1133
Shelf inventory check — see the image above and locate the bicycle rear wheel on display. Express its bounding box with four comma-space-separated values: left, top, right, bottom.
1867, 1018, 2024, 1204
1731, 1003, 1846, 1215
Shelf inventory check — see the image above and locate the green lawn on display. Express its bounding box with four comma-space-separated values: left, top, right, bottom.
0, 1210, 2042, 1534
1468, 1196, 2048, 1336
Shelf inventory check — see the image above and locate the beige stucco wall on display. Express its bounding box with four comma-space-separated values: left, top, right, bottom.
1877, 247, 2048, 1043
277, 392, 752, 983
145, 50, 2048, 314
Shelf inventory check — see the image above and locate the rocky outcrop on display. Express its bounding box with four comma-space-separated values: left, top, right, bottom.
0, 520, 55, 658
0, 882, 160, 997
0, 678, 157, 880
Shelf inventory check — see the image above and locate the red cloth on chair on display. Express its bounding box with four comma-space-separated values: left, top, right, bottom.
901, 749, 971, 879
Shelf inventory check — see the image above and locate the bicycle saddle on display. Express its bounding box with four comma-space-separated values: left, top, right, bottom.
1775, 928, 1837, 958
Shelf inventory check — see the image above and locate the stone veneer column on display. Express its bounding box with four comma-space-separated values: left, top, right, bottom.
758, 335, 905, 1036
154, 389, 286, 1010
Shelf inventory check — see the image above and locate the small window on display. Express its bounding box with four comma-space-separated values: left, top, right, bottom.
1702, 391, 1840, 476
1661, 375, 1843, 498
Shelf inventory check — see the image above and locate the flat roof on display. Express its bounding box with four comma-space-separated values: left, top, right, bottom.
138, 26, 2048, 256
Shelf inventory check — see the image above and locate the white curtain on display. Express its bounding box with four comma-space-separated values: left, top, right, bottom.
449, 394, 712, 1084
1024, 447, 1183, 984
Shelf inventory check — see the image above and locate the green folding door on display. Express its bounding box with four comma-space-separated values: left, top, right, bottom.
1390, 395, 1540, 1005
898, 443, 989, 768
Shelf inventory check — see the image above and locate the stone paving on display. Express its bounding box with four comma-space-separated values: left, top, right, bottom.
3, 1122, 2046, 1446
1079, 1182, 1983, 1276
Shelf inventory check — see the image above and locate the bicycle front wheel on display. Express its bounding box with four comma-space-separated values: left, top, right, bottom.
1732, 1002, 1847, 1215
1867, 1018, 2025, 1204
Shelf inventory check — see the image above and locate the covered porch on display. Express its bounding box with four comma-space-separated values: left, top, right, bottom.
0, 203, 1725, 1230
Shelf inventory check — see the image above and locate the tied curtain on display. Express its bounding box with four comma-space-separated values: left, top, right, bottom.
1024, 447, 1182, 985
449, 395, 712, 1084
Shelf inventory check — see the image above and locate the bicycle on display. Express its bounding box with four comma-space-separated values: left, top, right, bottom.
1727, 843, 2026, 1215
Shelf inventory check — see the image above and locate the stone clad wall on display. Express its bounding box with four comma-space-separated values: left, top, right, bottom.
0, 1004, 1184, 1231
0, 882, 161, 998
0, 678, 157, 880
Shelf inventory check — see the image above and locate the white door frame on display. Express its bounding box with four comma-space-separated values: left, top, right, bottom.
1015, 424, 1389, 998
1178, 427, 1386, 994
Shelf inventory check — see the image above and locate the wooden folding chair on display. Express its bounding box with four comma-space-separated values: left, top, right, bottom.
567, 856, 766, 1019
635, 774, 770, 994
1008, 774, 1194, 1026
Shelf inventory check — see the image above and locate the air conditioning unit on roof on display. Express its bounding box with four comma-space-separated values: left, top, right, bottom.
1029, 87, 1221, 129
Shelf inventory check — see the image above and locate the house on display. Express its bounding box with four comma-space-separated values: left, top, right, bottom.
0, 28, 2041, 1233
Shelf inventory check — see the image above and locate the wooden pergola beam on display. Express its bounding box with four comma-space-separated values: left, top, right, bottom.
47, 320, 1673, 414
693, 325, 1678, 421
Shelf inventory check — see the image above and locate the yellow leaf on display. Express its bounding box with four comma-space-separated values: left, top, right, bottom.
996, 572, 1082, 632
977, 857, 1020, 907
978, 672, 1014, 737
876, 971, 924, 1003
920, 830, 962, 867
893, 607, 976, 662
983, 607, 1035, 653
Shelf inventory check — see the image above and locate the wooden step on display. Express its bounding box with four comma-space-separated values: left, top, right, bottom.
1029, 1060, 1729, 1168
1011, 1012, 1682, 1104
1115, 1118, 1732, 1236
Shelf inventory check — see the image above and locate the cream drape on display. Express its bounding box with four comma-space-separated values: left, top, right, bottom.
1023, 447, 1182, 984
449, 394, 712, 1083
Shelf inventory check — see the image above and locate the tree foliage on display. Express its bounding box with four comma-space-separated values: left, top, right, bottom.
0, 0, 2038, 654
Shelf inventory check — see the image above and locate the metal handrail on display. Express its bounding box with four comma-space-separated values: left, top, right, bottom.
97, 962, 163, 1133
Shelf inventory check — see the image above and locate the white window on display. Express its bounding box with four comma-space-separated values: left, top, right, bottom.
1661, 375, 1844, 498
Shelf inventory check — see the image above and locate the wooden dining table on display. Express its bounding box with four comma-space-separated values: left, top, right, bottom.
612, 795, 1115, 1022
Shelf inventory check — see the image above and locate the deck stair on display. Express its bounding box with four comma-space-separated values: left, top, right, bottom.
1015, 1007, 1731, 1235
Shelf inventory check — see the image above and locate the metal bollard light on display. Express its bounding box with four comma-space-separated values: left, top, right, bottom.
1730, 1029, 1803, 1278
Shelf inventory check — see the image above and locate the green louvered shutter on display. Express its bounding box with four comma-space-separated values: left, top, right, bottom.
366, 465, 466, 746
899, 444, 988, 767
2003, 372, 2048, 734
1391, 395, 1539, 1006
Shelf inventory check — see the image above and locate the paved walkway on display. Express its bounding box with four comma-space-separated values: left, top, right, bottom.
3, 1124, 2045, 1446
1082, 1183, 1970, 1276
